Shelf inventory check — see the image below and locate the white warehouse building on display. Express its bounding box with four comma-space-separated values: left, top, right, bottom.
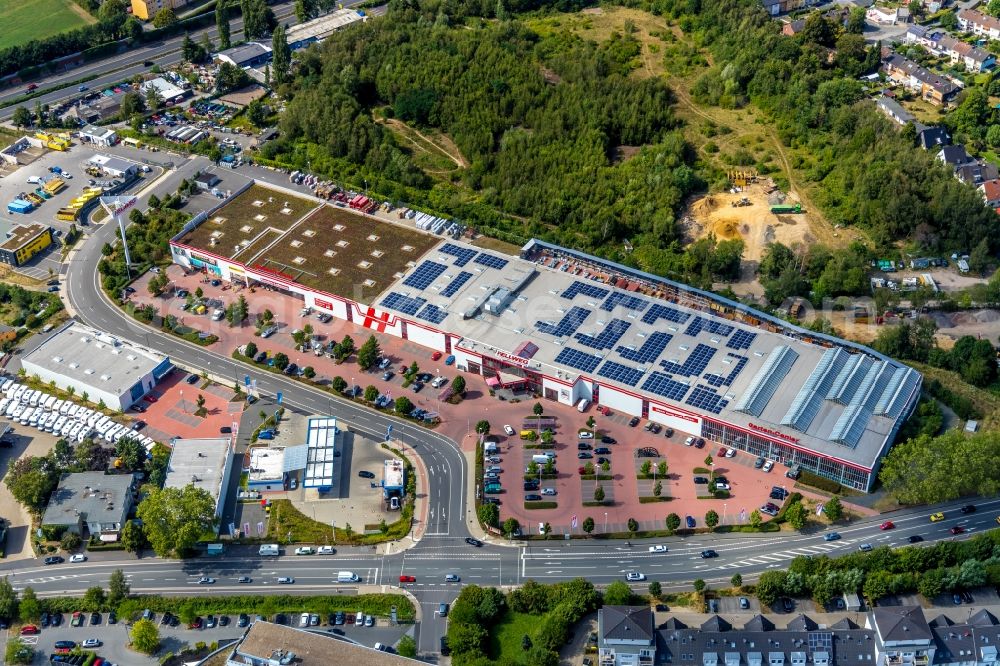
20, 322, 172, 411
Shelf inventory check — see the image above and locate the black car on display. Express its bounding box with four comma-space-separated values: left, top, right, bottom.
524, 481, 539, 491
601, 436, 617, 444
465, 537, 483, 547
440, 636, 451, 656
411, 381, 424, 393
628, 416, 640, 427
482, 497, 501, 505
160, 613, 173, 626
695, 438, 706, 448
220, 426, 232, 434
169, 615, 179, 627
664, 428, 674, 437
275, 613, 288, 625
43, 556, 64, 565
40, 612, 49, 627
284, 363, 298, 375
417, 372, 433, 382
238, 614, 250, 627
908, 535, 924, 543
358, 470, 375, 479
186, 374, 199, 384
754, 457, 765, 469
693, 476, 709, 484
131, 420, 146, 431
578, 452, 593, 459
650, 423, 662, 434
961, 505, 977, 514
108, 611, 117, 625
595, 447, 611, 454
701, 550, 718, 558
577, 443, 592, 450
255, 351, 268, 363
49, 613, 62, 627
90, 612, 100, 625
219, 615, 231, 626
525, 494, 542, 501
333, 611, 345, 625
382, 371, 394, 381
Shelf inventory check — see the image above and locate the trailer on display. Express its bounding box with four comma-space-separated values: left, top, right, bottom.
7, 199, 33, 214
770, 203, 802, 214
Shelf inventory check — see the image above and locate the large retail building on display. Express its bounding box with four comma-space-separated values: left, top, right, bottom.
170, 182, 921, 491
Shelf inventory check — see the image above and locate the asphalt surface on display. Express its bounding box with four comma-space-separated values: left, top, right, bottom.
48, 164, 1000, 655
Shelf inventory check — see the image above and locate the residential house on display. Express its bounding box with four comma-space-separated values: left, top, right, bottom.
868, 606, 937, 666
937, 144, 975, 169
957, 9, 1000, 40
782, 18, 806, 36
41, 472, 138, 540
761, 0, 813, 16
867, 5, 908, 25
599, 605, 655, 666
883, 53, 960, 105
956, 161, 999, 185
978, 179, 1000, 207
918, 126, 951, 149
926, 35, 995, 73
876, 96, 916, 126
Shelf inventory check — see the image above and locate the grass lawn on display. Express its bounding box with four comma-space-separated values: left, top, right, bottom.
0, 0, 95, 51
487, 610, 540, 660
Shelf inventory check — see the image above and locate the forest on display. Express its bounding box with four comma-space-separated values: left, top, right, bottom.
655, 0, 1000, 254
263, 4, 705, 278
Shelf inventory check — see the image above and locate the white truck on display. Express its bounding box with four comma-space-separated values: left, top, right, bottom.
258, 544, 280, 556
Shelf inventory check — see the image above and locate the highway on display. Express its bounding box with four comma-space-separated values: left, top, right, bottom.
48, 165, 1000, 652
0, 1, 301, 122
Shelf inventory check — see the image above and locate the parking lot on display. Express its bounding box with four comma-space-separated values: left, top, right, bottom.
12, 610, 412, 665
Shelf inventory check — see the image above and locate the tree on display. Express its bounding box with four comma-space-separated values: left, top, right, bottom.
693, 579, 706, 593
475, 420, 491, 435
640, 460, 652, 476
272, 352, 289, 371
303, 366, 316, 379
331, 376, 347, 392
749, 509, 763, 529
653, 481, 663, 497
119, 91, 144, 120
970, 237, 991, 276
216, 61, 252, 92
665, 513, 680, 532
116, 436, 145, 471
135, 485, 217, 557
540, 522, 551, 536
731, 573, 743, 589
846, 6, 866, 33
594, 485, 605, 503
396, 395, 413, 416
604, 581, 633, 605
824, 496, 844, 522
82, 586, 106, 611
121, 520, 145, 554
582, 516, 595, 534
5, 456, 57, 513
216, 0, 232, 50
152, 7, 178, 28
11, 107, 30, 128
533, 402, 543, 416
657, 461, 667, 476
364, 385, 379, 402
704, 455, 713, 467
649, 581, 662, 598
295, 0, 317, 23
478, 502, 499, 527
0, 578, 17, 621
131, 618, 160, 654
502, 517, 520, 537
108, 569, 130, 605
705, 510, 719, 528
451, 376, 466, 395
18, 588, 39, 623
241, 0, 275, 39
5, 639, 33, 665
397, 635, 416, 658
182, 33, 204, 63
244, 341, 258, 359
357, 335, 381, 370
271, 25, 291, 85
785, 501, 807, 530
627, 517, 639, 535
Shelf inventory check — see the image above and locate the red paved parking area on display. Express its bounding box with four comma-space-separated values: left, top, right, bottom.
132, 368, 241, 442
131, 266, 849, 534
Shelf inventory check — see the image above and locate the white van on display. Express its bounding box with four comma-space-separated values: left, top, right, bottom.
105, 424, 123, 442
0, 379, 12, 393
19, 407, 35, 425
68, 422, 83, 439
59, 401, 71, 415
337, 571, 360, 583
531, 454, 552, 464
258, 544, 280, 556
87, 412, 101, 427
4, 401, 16, 417
45, 413, 59, 432
60, 420, 75, 437
28, 410, 42, 427
22, 389, 35, 405
76, 428, 90, 443
52, 415, 66, 433
43, 395, 56, 409
95, 416, 111, 432
51, 399, 63, 413
66, 404, 79, 418
577, 398, 590, 413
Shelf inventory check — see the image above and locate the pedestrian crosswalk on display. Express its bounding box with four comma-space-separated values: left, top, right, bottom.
714, 542, 848, 569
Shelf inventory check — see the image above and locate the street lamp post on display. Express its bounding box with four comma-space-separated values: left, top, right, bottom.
604, 511, 608, 534
723, 503, 728, 525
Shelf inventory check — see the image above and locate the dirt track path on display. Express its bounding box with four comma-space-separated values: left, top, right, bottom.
380, 118, 467, 169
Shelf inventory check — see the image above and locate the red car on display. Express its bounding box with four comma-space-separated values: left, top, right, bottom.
431, 351, 442, 361
19, 625, 38, 635
880, 521, 894, 530
189, 617, 203, 629
399, 575, 416, 583
26, 83, 37, 92
950, 526, 965, 535
143, 395, 158, 403
598, 405, 611, 416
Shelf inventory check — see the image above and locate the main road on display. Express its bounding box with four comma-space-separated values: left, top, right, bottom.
51, 167, 997, 651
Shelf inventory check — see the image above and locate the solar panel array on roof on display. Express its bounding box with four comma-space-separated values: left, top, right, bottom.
684, 316, 735, 338
440, 271, 473, 298
439, 243, 477, 266
513, 340, 540, 360
727, 330, 757, 350
642, 303, 691, 325
686, 385, 729, 414
474, 254, 509, 270
660, 343, 716, 377
617, 332, 673, 364
597, 360, 645, 387
555, 347, 602, 373
537, 306, 591, 338
403, 261, 448, 289
601, 292, 649, 312
704, 353, 749, 388
562, 281, 609, 300
575, 319, 631, 350
416, 303, 448, 325
642, 372, 690, 401
733, 345, 799, 417
381, 292, 426, 315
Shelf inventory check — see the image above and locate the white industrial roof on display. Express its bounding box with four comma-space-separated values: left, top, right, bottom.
164, 438, 232, 510
20, 322, 168, 397
248, 446, 285, 482
303, 417, 337, 488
